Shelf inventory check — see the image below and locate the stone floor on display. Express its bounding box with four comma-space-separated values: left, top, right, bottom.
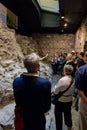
45, 74, 80, 130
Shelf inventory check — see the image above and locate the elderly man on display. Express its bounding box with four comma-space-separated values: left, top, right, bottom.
75, 51, 87, 130
13, 53, 51, 130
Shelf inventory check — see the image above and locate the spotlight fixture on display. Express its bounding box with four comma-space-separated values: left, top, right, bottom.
64, 23, 67, 27
61, 16, 64, 19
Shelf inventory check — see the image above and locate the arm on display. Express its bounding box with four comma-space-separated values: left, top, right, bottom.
13, 77, 24, 106
72, 88, 78, 102
73, 88, 78, 98
78, 90, 87, 104
40, 53, 48, 60
43, 81, 51, 113
75, 68, 87, 103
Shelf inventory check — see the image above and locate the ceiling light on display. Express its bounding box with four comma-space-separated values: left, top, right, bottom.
61, 16, 64, 19
64, 23, 67, 27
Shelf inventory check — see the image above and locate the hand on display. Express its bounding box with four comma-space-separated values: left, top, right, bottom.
72, 96, 76, 102
44, 112, 49, 116
46, 53, 48, 57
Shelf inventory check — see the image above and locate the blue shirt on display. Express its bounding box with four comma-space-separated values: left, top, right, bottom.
13, 74, 51, 130
75, 64, 87, 96
13, 74, 51, 112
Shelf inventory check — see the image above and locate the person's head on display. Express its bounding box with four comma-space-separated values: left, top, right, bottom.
71, 50, 75, 55
80, 52, 84, 58
23, 53, 40, 73
66, 53, 72, 61
64, 64, 73, 75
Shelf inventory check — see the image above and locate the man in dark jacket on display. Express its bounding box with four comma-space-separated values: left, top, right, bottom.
13, 53, 51, 130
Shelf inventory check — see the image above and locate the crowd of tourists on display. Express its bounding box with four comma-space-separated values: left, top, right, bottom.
13, 51, 87, 130
51, 50, 87, 130
51, 51, 85, 76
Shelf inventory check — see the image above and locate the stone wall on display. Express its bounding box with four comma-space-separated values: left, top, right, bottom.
16, 33, 75, 63
0, 18, 24, 107
32, 33, 75, 58
75, 17, 87, 52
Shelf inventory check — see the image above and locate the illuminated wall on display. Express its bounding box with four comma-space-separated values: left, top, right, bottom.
0, 3, 18, 29
0, 3, 7, 24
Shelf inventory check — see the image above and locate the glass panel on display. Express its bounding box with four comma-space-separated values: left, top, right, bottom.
37, 0, 59, 13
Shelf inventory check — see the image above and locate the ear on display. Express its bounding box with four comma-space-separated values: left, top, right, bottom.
37, 63, 40, 70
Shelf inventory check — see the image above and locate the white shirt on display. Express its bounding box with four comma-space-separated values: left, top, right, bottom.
52, 75, 74, 102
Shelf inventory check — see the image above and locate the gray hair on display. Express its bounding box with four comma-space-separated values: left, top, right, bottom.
23, 53, 40, 73
64, 64, 73, 75
66, 53, 72, 60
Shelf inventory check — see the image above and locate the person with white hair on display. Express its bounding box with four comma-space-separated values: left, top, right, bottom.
52, 64, 74, 130
13, 52, 51, 130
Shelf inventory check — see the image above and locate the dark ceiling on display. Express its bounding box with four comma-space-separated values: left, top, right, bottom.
59, 0, 87, 32
1, 0, 87, 35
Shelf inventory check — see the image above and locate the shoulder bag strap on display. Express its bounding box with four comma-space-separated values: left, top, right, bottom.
59, 78, 74, 96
